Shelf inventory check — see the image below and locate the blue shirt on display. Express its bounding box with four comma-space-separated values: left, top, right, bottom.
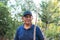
14, 24, 44, 40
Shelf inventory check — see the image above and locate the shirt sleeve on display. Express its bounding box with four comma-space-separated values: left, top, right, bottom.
36, 27, 44, 40
14, 28, 19, 40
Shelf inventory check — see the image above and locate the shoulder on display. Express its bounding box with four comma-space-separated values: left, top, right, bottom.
16, 25, 23, 32
36, 26, 40, 30
36, 26, 41, 31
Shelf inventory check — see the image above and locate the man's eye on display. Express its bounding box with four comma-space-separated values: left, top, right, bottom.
25, 16, 31, 18
25, 16, 28, 18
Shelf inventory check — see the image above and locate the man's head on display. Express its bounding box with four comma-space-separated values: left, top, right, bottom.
22, 11, 33, 25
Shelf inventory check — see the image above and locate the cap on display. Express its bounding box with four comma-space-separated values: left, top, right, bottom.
23, 11, 32, 16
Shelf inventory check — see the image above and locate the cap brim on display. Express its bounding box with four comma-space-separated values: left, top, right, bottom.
23, 14, 32, 17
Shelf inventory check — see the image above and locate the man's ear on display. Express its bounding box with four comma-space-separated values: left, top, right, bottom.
31, 16, 33, 20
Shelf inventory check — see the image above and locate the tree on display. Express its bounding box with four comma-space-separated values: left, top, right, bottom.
0, 0, 8, 5
39, 0, 60, 40
39, 0, 60, 29
8, 0, 37, 29
0, 2, 21, 40
0, 2, 11, 40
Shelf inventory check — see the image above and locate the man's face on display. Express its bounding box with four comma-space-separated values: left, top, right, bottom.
22, 15, 33, 25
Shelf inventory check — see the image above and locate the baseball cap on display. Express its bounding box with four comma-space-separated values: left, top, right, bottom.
23, 11, 32, 16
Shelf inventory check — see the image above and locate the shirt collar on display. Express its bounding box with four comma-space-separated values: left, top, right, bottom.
22, 24, 34, 30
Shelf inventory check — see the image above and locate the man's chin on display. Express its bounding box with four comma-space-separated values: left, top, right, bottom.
25, 23, 31, 25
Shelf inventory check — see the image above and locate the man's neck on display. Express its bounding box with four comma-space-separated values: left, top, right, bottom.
24, 23, 32, 29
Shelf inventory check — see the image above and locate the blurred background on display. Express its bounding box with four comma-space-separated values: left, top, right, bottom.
0, 0, 60, 40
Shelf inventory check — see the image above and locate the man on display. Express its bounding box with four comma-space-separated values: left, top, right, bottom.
14, 11, 44, 40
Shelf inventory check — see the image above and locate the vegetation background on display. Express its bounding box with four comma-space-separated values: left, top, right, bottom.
0, 0, 60, 40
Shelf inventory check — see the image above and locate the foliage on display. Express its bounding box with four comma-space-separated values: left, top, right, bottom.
39, 0, 60, 29
0, 0, 60, 40
0, 0, 8, 5
0, 3, 10, 36
38, 0, 60, 40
